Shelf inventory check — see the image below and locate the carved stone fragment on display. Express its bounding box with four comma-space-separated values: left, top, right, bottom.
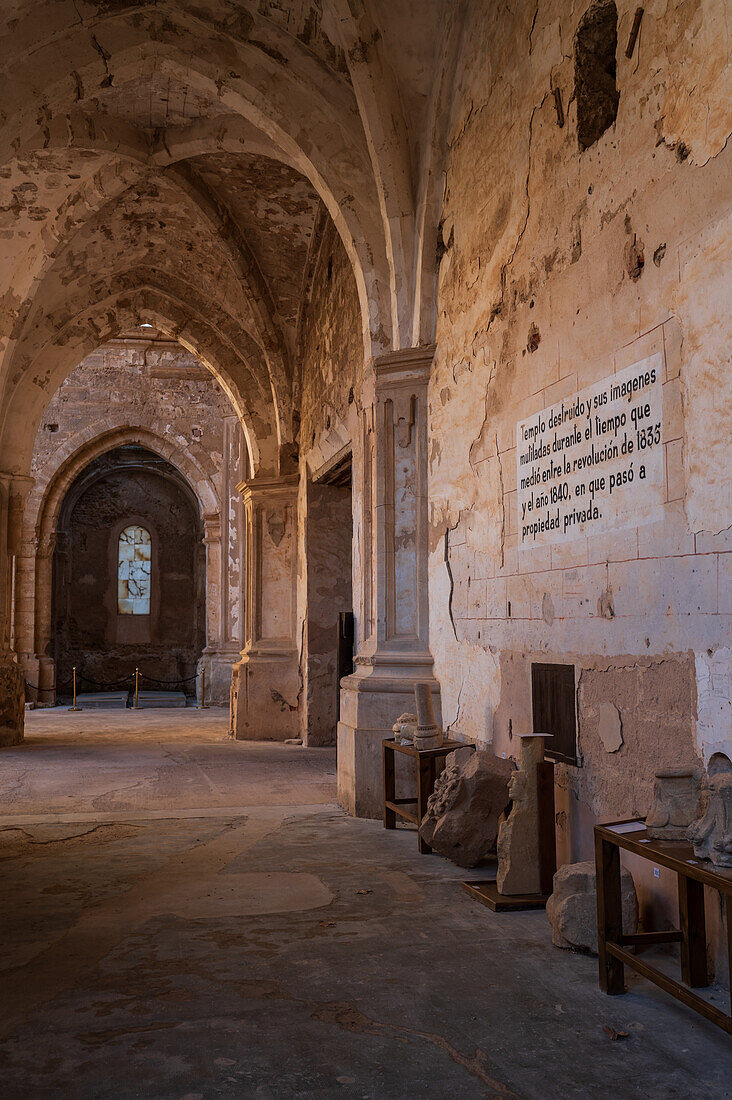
687, 774, 732, 868
392, 712, 417, 745
414, 682, 442, 750
419, 750, 513, 868
645, 766, 703, 840
547, 861, 638, 955
496, 734, 551, 896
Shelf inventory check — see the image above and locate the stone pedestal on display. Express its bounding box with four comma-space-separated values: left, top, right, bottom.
338, 346, 441, 818
198, 647, 240, 707
230, 475, 300, 741
21, 653, 56, 707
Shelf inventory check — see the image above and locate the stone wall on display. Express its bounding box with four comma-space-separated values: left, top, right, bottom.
298, 217, 363, 479
33, 341, 233, 486
425, 0, 731, 973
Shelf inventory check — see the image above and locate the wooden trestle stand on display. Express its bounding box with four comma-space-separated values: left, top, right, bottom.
461, 752, 557, 912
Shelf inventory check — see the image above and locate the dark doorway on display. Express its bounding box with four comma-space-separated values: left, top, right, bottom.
531, 662, 578, 765
303, 449, 354, 745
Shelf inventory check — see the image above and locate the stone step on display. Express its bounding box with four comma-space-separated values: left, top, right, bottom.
134, 691, 188, 709
74, 692, 130, 710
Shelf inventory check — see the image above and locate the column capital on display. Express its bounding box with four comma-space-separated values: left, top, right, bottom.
235, 473, 298, 505
0, 473, 35, 497
202, 512, 222, 544
372, 344, 435, 390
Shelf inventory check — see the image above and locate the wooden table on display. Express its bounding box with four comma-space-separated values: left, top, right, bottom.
595, 818, 732, 1035
383, 738, 471, 853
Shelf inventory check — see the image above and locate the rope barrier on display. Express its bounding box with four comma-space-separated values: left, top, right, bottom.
135, 672, 198, 686
25, 667, 200, 693
76, 672, 138, 689
25, 677, 72, 693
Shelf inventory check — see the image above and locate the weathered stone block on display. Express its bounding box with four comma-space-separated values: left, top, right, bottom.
546, 861, 638, 955
419, 750, 513, 868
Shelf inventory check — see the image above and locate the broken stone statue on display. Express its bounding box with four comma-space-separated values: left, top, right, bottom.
687, 773, 732, 868
413, 682, 442, 750
392, 713, 417, 746
645, 766, 704, 840
419, 749, 514, 868
547, 861, 638, 955
496, 734, 551, 896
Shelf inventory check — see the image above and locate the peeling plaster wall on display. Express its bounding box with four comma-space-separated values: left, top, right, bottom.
299, 220, 362, 468
428, 0, 731, 972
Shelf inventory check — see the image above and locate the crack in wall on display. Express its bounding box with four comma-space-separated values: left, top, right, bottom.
445, 675, 465, 736
495, 431, 505, 569
443, 517, 462, 643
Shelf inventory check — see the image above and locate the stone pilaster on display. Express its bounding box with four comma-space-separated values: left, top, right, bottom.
0, 474, 34, 744
198, 417, 248, 706
230, 474, 299, 740
196, 512, 225, 704
338, 347, 441, 817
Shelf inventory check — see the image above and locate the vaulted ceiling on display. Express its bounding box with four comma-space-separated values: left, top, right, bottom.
0, 0, 465, 477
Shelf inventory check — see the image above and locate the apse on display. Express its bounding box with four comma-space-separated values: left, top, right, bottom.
51, 446, 205, 697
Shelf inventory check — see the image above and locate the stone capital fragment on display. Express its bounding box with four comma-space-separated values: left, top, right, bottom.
645, 767, 703, 840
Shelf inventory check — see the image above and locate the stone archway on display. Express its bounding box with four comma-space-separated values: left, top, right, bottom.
18, 424, 242, 707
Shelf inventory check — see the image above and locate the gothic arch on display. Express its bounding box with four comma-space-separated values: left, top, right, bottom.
16, 424, 224, 705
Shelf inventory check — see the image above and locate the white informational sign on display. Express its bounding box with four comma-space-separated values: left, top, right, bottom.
517, 355, 664, 549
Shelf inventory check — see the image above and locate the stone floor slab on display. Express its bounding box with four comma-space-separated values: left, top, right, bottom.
0, 711, 730, 1098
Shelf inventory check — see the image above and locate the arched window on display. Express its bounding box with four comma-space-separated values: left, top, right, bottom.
117, 525, 151, 614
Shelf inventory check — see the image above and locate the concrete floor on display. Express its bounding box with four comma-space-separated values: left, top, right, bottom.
0, 709, 731, 1098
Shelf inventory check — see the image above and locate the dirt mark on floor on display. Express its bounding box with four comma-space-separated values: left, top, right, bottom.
311, 1000, 517, 1097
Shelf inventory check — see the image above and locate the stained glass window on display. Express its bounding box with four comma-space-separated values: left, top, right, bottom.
117, 525, 151, 614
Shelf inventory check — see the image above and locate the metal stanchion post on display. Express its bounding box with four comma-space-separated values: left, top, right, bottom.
70, 666, 82, 712
197, 667, 209, 710
134, 667, 141, 709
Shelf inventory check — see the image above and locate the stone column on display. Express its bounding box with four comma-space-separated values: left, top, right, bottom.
198, 512, 227, 704
199, 417, 247, 706
17, 532, 56, 706
230, 474, 299, 740
338, 347, 441, 817
0, 474, 34, 745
